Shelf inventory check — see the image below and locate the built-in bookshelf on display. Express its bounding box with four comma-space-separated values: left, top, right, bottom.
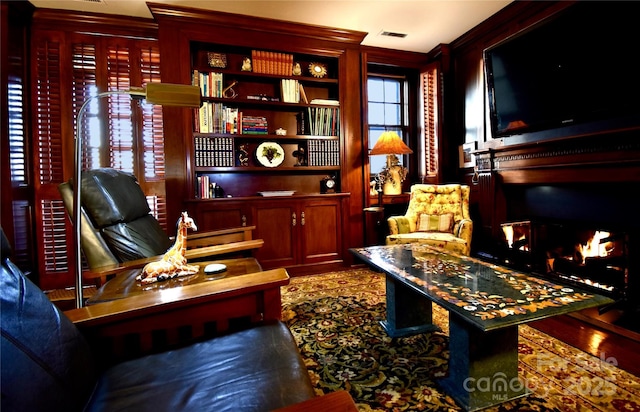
190, 42, 342, 198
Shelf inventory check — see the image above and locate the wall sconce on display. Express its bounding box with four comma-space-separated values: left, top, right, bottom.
72, 83, 201, 308
369, 131, 413, 195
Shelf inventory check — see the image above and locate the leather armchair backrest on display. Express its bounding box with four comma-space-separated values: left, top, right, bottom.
58, 168, 173, 266
1, 228, 98, 412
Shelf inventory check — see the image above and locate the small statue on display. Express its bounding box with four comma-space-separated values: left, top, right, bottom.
238, 143, 249, 166
292, 147, 307, 166
241, 57, 252, 72
292, 62, 302, 76
136, 212, 200, 284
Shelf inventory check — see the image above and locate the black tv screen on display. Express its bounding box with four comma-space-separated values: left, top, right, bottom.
484, 2, 640, 143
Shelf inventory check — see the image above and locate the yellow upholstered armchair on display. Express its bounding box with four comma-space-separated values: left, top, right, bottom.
386, 184, 473, 255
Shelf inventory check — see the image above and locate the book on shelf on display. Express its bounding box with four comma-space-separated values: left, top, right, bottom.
192, 70, 223, 98
310, 98, 339, 106
307, 139, 340, 167
194, 136, 234, 167
281, 79, 300, 103
299, 84, 309, 104
302, 106, 340, 136
251, 50, 293, 76
195, 102, 241, 134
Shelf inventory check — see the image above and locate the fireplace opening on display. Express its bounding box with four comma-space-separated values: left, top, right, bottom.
500, 220, 628, 298
499, 219, 639, 335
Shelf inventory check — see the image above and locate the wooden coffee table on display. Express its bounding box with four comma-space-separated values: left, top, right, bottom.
350, 244, 614, 411
87, 257, 262, 304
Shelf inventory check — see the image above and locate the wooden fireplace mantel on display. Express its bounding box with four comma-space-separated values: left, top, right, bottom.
474, 128, 640, 184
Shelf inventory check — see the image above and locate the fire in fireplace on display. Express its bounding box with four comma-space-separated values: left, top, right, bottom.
500, 220, 628, 299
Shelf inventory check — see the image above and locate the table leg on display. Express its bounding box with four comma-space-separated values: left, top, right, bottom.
381, 275, 439, 337
438, 314, 530, 411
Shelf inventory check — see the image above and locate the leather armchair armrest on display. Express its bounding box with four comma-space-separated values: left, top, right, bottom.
65, 268, 289, 365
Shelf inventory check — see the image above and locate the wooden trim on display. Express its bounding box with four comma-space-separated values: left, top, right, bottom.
32, 9, 158, 39
147, 3, 367, 46
66, 268, 289, 325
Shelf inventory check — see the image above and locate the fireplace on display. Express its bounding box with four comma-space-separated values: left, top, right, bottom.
492, 182, 640, 334
500, 220, 629, 301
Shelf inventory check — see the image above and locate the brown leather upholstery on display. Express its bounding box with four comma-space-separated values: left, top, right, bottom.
58, 169, 173, 268
1, 228, 315, 412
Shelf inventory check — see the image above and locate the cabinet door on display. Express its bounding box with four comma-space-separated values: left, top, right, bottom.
252, 201, 297, 269
299, 198, 343, 264
188, 201, 250, 231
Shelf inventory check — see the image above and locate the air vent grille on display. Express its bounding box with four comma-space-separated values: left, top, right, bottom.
380, 31, 407, 38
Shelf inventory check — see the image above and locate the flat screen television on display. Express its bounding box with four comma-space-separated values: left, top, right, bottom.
484, 2, 640, 144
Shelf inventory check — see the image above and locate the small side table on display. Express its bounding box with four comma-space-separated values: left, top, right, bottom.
363, 206, 386, 246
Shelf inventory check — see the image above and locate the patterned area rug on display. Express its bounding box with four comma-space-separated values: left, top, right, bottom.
281, 269, 640, 411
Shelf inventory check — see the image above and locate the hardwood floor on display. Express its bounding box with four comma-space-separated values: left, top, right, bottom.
530, 312, 640, 378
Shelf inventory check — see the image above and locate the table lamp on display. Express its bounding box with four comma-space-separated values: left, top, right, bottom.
72, 83, 201, 308
369, 131, 413, 195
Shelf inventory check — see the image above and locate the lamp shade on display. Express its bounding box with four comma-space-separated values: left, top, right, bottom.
369, 131, 413, 155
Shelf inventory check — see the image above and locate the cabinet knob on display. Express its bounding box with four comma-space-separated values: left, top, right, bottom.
292, 212, 296, 227
301, 211, 305, 226
242, 215, 247, 227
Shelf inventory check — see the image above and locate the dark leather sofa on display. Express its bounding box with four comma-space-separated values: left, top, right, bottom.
0, 229, 316, 411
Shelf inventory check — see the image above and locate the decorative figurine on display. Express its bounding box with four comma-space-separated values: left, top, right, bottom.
238, 143, 249, 166
292, 62, 302, 76
293, 146, 307, 166
136, 212, 200, 284
241, 57, 252, 72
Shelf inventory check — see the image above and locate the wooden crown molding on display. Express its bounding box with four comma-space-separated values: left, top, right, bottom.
146, 2, 367, 47
32, 9, 158, 39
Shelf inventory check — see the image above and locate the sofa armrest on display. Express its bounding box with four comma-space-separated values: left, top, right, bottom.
387, 216, 411, 235
456, 218, 473, 246
65, 268, 289, 365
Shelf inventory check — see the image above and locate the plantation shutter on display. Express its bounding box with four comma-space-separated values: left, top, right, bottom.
421, 62, 440, 179
31, 30, 166, 290
31, 30, 70, 290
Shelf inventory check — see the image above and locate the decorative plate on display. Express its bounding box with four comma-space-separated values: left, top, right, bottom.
258, 191, 295, 197
308, 62, 327, 78
256, 142, 285, 167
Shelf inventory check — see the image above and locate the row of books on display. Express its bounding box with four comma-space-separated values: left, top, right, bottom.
196, 175, 223, 199
195, 103, 271, 135
192, 70, 224, 98
299, 107, 340, 136
196, 103, 238, 134
251, 50, 294, 76
307, 139, 340, 166
281, 79, 300, 103
241, 115, 268, 134
194, 136, 234, 167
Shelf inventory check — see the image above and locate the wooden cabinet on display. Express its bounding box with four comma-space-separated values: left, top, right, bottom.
186, 194, 349, 271
150, 4, 368, 270
252, 195, 347, 270
185, 199, 251, 230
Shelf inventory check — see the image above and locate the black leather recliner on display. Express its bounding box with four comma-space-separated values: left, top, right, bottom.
58, 168, 263, 285
0, 228, 315, 411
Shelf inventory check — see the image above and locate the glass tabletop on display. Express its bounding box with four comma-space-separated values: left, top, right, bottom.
351, 244, 614, 331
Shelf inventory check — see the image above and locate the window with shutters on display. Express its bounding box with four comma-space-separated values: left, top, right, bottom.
32, 30, 165, 290
420, 63, 440, 180
367, 75, 410, 178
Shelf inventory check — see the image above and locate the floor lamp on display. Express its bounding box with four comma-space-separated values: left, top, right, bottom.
73, 83, 201, 308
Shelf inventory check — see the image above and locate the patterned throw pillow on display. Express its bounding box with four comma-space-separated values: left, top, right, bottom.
417, 213, 454, 233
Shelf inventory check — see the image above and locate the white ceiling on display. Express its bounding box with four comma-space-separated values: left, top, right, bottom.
28, 0, 512, 53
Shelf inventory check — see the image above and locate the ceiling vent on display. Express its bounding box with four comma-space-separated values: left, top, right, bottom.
379, 30, 408, 38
